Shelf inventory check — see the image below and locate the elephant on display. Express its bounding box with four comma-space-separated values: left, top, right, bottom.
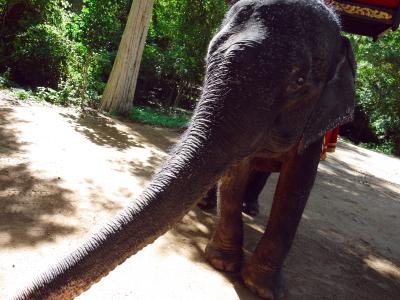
197, 170, 269, 216
16, 0, 356, 299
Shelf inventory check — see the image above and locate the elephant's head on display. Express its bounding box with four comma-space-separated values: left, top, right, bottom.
16, 1, 356, 299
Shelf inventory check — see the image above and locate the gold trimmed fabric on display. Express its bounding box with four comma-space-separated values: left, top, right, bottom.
333, 2, 393, 21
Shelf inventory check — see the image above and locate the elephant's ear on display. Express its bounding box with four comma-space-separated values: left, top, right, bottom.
299, 36, 356, 152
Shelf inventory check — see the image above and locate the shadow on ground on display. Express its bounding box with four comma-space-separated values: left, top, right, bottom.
2, 100, 399, 298
60, 112, 178, 152
157, 151, 400, 299
60, 112, 141, 151
1, 106, 178, 248
0, 107, 29, 154
0, 106, 77, 248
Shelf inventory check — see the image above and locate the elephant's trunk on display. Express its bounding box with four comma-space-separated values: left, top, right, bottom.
15, 85, 254, 299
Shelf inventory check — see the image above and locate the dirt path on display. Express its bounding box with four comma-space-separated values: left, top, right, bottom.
1, 91, 399, 299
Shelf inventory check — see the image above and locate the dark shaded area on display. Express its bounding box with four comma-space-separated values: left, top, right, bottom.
128, 152, 165, 180
60, 112, 141, 151
0, 99, 177, 249
0, 164, 76, 247
68, 0, 83, 11
1, 96, 398, 297
0, 107, 28, 153
0, 104, 77, 247
0, 1, 67, 88
135, 70, 199, 111
158, 149, 400, 299
340, 106, 379, 144
123, 119, 179, 153
60, 112, 178, 153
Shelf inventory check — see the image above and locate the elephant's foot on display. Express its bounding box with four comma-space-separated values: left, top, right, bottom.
242, 201, 259, 216
241, 261, 283, 300
197, 187, 217, 210
197, 197, 216, 210
205, 240, 243, 272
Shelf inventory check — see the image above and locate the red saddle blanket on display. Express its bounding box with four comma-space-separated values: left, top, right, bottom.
321, 128, 340, 161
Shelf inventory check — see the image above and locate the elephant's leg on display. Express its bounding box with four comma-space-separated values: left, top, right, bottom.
242, 138, 322, 299
197, 185, 217, 210
205, 160, 252, 272
242, 171, 270, 216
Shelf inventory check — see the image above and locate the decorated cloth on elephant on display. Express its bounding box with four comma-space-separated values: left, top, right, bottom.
326, 0, 400, 39
318, 2, 339, 161
320, 127, 340, 160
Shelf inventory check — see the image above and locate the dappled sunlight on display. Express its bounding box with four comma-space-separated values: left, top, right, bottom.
159, 142, 400, 299
0, 104, 77, 248
364, 256, 400, 280
0, 108, 30, 154
128, 151, 165, 179
61, 112, 141, 151
284, 228, 400, 299
243, 217, 266, 235
335, 142, 400, 186
122, 121, 178, 152
60, 110, 178, 153
1, 95, 399, 299
0, 97, 181, 298
316, 228, 347, 244
156, 208, 215, 260
107, 148, 167, 188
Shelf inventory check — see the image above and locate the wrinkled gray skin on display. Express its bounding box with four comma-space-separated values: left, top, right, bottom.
16, 1, 356, 299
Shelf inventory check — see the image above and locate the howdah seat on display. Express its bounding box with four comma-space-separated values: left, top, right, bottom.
329, 0, 400, 39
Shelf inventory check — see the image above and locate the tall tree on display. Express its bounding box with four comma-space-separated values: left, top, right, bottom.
101, 0, 154, 116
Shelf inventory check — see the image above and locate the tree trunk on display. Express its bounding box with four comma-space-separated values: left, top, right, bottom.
101, 0, 154, 116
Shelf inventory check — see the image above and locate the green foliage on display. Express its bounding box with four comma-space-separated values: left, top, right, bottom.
148, 0, 226, 82
71, 0, 129, 104
137, 0, 227, 108
1, 0, 398, 156
12, 88, 33, 100
0, 0, 131, 105
0, 0, 6, 17
0, 69, 12, 87
76, 0, 123, 50
12, 24, 71, 87
1, 0, 227, 109
130, 106, 190, 128
347, 31, 400, 155
358, 141, 395, 156
35, 80, 81, 105
1, 0, 75, 86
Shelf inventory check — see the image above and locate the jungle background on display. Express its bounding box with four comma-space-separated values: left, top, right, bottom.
0, 0, 399, 156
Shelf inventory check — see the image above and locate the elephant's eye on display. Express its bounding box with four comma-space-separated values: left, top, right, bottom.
287, 76, 307, 95
287, 67, 308, 94
296, 77, 305, 87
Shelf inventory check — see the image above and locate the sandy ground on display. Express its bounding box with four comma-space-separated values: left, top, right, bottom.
0, 91, 399, 300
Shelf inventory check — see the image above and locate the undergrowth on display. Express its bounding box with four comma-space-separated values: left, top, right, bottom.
129, 106, 191, 128
340, 137, 395, 157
